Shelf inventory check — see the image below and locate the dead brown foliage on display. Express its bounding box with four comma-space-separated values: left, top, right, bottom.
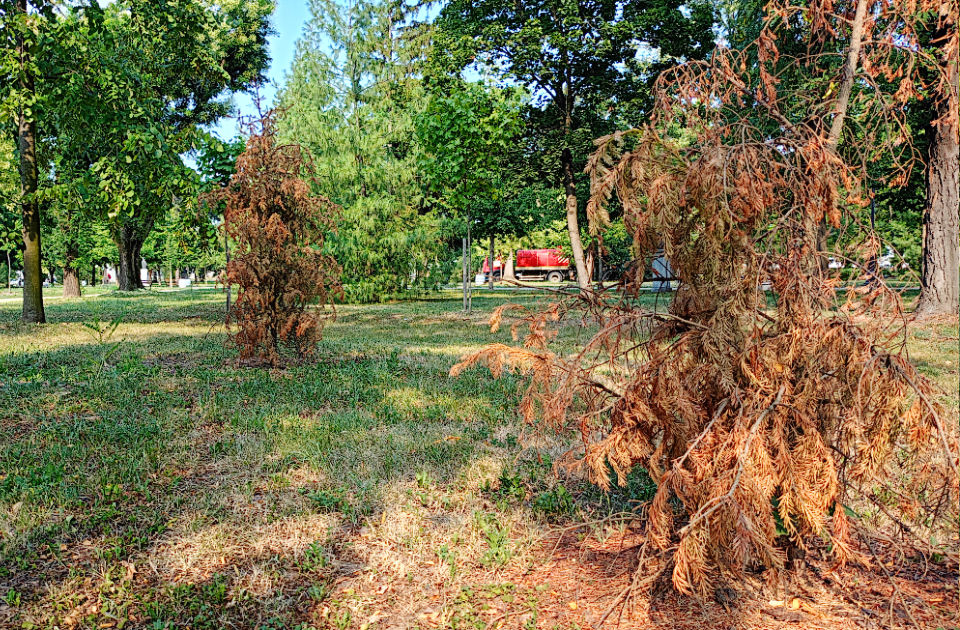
211, 111, 342, 365
452, 0, 959, 597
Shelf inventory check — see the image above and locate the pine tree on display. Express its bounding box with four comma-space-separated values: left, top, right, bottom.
279, 0, 442, 302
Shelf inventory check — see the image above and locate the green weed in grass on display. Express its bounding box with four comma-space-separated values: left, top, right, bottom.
474, 511, 513, 567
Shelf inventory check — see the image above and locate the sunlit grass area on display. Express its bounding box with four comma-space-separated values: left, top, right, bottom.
0, 288, 955, 629
0, 288, 597, 628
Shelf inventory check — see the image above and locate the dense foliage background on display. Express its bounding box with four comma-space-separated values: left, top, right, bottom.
0, 0, 951, 309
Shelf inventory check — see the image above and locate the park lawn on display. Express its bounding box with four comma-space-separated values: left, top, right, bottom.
0, 288, 616, 630
0, 288, 956, 630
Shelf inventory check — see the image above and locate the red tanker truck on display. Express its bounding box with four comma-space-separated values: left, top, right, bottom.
516, 248, 572, 282
484, 248, 574, 283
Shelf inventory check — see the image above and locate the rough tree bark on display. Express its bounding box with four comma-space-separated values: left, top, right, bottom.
562, 147, 590, 290
916, 12, 960, 318
552, 46, 589, 291
63, 241, 81, 298
114, 224, 146, 291
17, 0, 44, 323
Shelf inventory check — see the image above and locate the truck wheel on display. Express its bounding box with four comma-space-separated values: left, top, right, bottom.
547, 271, 564, 283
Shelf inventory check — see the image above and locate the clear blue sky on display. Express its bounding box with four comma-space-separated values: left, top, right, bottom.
214, 0, 312, 139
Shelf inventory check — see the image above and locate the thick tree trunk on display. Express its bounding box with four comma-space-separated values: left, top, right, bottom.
63, 242, 81, 298
115, 226, 145, 291
916, 23, 959, 318
488, 234, 495, 290
562, 147, 590, 290
17, 0, 44, 323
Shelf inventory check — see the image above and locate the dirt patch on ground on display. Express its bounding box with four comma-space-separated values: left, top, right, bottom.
497, 532, 958, 630
317, 522, 958, 630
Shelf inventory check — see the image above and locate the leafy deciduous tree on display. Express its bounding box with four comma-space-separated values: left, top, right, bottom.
0, 0, 56, 321
416, 80, 522, 311
435, 0, 715, 290
44, 0, 272, 292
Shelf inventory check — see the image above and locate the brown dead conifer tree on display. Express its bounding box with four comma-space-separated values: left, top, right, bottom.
212, 111, 341, 365
453, 0, 959, 596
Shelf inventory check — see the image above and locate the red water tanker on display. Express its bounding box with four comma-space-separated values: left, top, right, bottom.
515, 248, 572, 282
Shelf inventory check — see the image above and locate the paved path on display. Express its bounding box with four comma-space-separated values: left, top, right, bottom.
0, 294, 66, 304
0, 286, 221, 304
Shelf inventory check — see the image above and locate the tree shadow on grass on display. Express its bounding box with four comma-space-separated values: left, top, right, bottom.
3, 323, 950, 629
0, 320, 538, 628
1, 292, 859, 630
0, 288, 229, 331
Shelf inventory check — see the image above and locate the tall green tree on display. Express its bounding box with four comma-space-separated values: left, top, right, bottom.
279, 0, 440, 302
0, 0, 57, 321
41, 0, 272, 292
435, 0, 715, 289
416, 80, 522, 310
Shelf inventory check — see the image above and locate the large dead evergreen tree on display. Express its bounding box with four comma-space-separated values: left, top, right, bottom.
454, 0, 958, 595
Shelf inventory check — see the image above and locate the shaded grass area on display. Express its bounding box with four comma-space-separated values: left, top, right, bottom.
0, 288, 955, 629
0, 288, 659, 629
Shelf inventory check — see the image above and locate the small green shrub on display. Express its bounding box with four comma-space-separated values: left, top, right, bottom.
532, 484, 574, 518
474, 511, 512, 567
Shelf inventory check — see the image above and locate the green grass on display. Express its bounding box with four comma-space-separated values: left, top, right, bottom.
0, 287, 616, 629
0, 287, 955, 629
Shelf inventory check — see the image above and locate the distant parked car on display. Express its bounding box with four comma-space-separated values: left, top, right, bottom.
10, 276, 23, 288
878, 248, 895, 269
